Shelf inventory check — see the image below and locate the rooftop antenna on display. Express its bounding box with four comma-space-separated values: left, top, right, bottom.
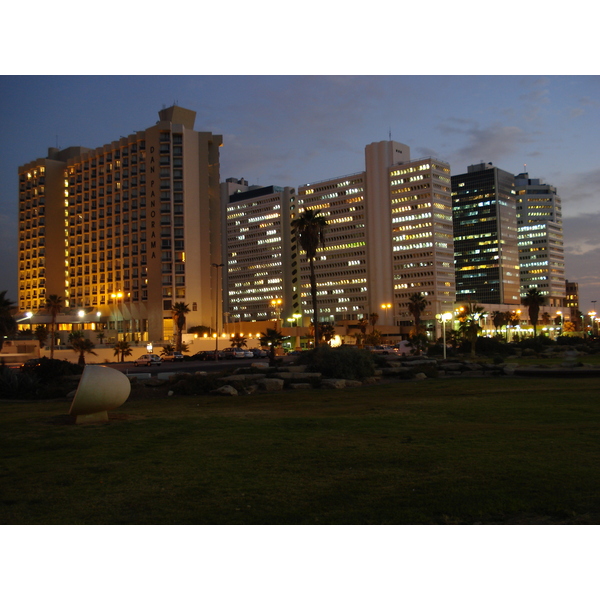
389, 127, 392, 141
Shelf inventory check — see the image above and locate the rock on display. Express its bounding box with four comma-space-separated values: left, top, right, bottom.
414, 372, 427, 380
281, 365, 308, 373
258, 378, 284, 392
167, 390, 174, 396
321, 379, 346, 389
344, 380, 362, 387
250, 362, 270, 370
290, 383, 312, 390
212, 385, 238, 396
194, 371, 208, 376
143, 377, 166, 387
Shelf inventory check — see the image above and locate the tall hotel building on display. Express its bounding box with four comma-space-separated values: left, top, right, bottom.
451, 162, 520, 305
17, 106, 223, 342
222, 179, 296, 323
514, 172, 565, 307
296, 141, 455, 330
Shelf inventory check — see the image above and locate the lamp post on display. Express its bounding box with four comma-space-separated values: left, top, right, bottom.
212, 263, 224, 359
271, 298, 282, 330
589, 311, 597, 337
435, 312, 453, 359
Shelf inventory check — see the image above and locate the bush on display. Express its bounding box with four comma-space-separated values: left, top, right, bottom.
21, 357, 83, 382
0, 367, 40, 399
294, 345, 375, 380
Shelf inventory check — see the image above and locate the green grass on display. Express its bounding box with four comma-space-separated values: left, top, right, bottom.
2, 377, 600, 524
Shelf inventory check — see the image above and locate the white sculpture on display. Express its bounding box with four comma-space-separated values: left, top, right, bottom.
69, 365, 131, 424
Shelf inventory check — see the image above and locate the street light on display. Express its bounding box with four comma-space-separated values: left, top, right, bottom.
589, 311, 597, 337
212, 263, 224, 359
435, 312, 453, 359
271, 298, 282, 329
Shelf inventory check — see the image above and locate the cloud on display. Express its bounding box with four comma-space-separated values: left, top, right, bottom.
563, 213, 600, 254
438, 119, 535, 168
558, 167, 600, 214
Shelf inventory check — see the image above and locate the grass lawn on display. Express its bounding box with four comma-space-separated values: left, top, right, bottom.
2, 377, 600, 525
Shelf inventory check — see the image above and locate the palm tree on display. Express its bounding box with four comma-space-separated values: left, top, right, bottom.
291, 209, 327, 348
34, 325, 48, 356
0, 291, 17, 352
522, 287, 546, 337
45, 294, 63, 359
457, 303, 487, 358
369, 312, 379, 333
68, 330, 97, 366
407, 292, 428, 335
171, 302, 190, 352
113, 340, 133, 363
491, 311, 507, 337
319, 322, 336, 344
260, 328, 288, 365
230, 333, 248, 349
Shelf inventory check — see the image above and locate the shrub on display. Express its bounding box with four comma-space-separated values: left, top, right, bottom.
295, 345, 375, 380
0, 367, 40, 399
21, 357, 83, 382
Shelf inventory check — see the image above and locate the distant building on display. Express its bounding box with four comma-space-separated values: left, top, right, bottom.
515, 172, 565, 307
221, 179, 295, 325
451, 162, 520, 305
565, 280, 580, 313
297, 141, 455, 333
17, 106, 223, 343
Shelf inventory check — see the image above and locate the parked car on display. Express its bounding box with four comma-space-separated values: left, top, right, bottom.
134, 354, 162, 366
220, 348, 246, 359
191, 351, 212, 361
162, 351, 184, 362
243, 350, 254, 358
252, 348, 268, 358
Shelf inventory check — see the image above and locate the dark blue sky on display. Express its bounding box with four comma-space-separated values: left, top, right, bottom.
2, 75, 598, 311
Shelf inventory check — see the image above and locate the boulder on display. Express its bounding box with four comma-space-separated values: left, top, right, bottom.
290, 383, 312, 390
414, 372, 427, 380
321, 379, 346, 389
212, 385, 238, 396
258, 378, 285, 392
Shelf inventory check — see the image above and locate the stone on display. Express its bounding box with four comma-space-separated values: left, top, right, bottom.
321, 379, 346, 389
290, 383, 312, 390
258, 378, 284, 392
344, 380, 362, 387
414, 372, 427, 380
250, 362, 270, 370
213, 385, 238, 396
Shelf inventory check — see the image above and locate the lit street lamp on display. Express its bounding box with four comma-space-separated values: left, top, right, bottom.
212, 263, 224, 359
436, 312, 453, 359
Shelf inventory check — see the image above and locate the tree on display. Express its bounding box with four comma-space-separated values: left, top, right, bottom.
230, 333, 248, 349
68, 330, 97, 366
96, 330, 106, 345
319, 322, 336, 344
45, 294, 63, 359
369, 312, 379, 333
171, 302, 190, 352
34, 325, 48, 355
457, 303, 487, 358
491, 311, 507, 336
291, 209, 327, 348
407, 292, 429, 335
260, 328, 288, 365
113, 340, 133, 363
522, 287, 546, 337
0, 291, 17, 352
160, 344, 175, 357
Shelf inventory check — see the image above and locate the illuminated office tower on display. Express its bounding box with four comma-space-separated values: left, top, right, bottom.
451, 162, 520, 305
17, 106, 223, 342
297, 141, 455, 329
222, 180, 295, 324
514, 172, 565, 307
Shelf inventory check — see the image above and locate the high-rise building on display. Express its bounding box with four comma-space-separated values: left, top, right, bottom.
514, 172, 565, 307
222, 179, 295, 325
451, 162, 520, 305
297, 141, 455, 332
17, 106, 223, 343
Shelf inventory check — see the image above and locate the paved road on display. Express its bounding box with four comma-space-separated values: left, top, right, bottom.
106, 357, 278, 376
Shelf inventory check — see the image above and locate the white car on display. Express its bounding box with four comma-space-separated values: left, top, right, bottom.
134, 353, 162, 366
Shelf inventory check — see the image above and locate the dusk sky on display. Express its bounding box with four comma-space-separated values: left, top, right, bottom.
1, 74, 599, 312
